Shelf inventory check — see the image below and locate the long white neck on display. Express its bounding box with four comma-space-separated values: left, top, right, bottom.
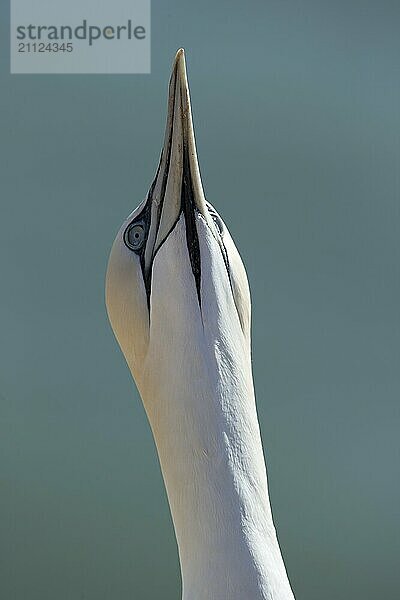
134, 232, 293, 600
145, 364, 293, 599
134, 220, 295, 599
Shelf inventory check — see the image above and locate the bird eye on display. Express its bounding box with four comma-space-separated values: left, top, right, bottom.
125, 223, 145, 251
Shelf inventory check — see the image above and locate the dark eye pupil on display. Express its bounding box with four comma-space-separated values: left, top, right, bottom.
125, 223, 145, 251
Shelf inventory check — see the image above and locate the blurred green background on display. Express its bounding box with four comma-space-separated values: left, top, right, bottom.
1, 1, 399, 599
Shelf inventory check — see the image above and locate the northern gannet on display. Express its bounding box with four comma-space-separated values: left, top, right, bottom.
106, 49, 295, 600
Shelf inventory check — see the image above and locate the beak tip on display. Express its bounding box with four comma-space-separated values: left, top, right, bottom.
173, 48, 186, 74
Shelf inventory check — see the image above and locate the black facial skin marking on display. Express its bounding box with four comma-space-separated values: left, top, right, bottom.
125, 69, 178, 307
181, 142, 202, 308
122, 59, 234, 311
123, 190, 233, 314
123, 200, 152, 303
122, 141, 203, 310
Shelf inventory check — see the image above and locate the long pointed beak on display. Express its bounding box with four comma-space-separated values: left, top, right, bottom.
144, 49, 213, 275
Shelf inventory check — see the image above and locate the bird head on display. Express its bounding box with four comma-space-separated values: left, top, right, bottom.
106, 50, 251, 387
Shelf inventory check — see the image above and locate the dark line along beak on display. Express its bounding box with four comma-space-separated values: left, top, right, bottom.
143, 49, 214, 302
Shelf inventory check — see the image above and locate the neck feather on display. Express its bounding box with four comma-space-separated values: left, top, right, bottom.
139, 329, 294, 600
134, 219, 294, 599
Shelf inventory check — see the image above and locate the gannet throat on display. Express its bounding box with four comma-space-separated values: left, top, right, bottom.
106, 49, 296, 600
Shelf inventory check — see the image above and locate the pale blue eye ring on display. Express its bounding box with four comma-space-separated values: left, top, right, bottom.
125, 223, 145, 251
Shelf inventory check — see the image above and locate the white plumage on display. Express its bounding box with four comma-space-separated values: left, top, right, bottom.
106, 49, 295, 600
